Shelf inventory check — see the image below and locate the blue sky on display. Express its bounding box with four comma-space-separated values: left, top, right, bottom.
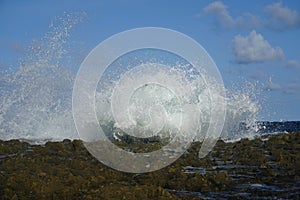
1, 0, 300, 121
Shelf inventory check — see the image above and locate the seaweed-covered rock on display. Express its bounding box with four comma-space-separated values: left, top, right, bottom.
0, 131, 299, 199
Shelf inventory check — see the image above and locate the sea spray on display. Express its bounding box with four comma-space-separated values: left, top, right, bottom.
221, 81, 261, 141
0, 13, 85, 141
93, 48, 261, 143
0, 15, 261, 143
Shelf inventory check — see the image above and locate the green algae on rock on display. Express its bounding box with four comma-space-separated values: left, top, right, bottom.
0, 131, 299, 199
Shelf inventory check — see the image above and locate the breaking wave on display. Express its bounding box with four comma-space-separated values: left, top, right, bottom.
0, 15, 261, 143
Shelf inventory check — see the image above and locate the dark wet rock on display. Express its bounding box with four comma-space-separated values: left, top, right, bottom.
0, 131, 299, 199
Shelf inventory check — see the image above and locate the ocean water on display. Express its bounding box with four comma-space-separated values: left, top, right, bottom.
256, 121, 300, 134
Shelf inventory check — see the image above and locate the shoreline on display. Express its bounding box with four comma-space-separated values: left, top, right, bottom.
0, 131, 299, 199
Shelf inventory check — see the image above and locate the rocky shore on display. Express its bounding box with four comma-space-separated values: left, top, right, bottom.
0, 131, 299, 199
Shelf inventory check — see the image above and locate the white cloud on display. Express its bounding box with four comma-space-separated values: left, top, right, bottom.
236, 13, 261, 29
203, 1, 235, 28
202, 1, 300, 31
263, 77, 281, 91
202, 1, 261, 29
283, 84, 300, 94
263, 77, 300, 94
232, 30, 284, 63
250, 69, 266, 80
264, 3, 300, 30
285, 60, 300, 71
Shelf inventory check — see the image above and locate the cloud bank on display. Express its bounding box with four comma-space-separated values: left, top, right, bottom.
203, 1, 235, 28
263, 77, 300, 95
264, 3, 300, 30
285, 60, 300, 71
232, 30, 284, 63
202, 1, 300, 31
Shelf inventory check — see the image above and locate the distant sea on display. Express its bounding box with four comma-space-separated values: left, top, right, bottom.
256, 121, 300, 134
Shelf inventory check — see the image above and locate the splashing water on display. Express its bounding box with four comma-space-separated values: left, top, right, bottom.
222, 85, 261, 141
94, 48, 261, 143
0, 15, 260, 143
0, 13, 85, 141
